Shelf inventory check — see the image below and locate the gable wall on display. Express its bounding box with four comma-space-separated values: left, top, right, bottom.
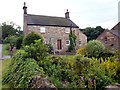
97, 31, 119, 50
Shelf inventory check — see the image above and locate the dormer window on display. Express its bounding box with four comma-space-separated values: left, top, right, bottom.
65, 28, 70, 33
40, 27, 45, 33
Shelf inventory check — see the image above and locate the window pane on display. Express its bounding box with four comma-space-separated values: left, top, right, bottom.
40, 27, 45, 33
66, 40, 70, 45
65, 28, 70, 33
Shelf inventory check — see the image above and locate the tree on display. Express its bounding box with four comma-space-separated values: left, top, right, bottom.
1, 21, 23, 39
80, 26, 104, 41
23, 32, 43, 46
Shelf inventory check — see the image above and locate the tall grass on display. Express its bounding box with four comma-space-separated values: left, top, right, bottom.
0, 59, 11, 89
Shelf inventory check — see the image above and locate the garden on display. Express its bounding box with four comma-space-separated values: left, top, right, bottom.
1, 32, 120, 89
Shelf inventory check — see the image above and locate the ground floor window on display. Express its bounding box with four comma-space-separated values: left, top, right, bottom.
66, 40, 70, 45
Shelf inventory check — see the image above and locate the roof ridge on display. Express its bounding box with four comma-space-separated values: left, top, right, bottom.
111, 22, 120, 30
27, 14, 66, 19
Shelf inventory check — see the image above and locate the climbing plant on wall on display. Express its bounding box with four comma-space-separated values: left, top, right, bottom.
68, 30, 76, 52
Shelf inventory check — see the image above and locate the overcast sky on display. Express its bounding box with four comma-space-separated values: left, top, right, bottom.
0, 0, 120, 30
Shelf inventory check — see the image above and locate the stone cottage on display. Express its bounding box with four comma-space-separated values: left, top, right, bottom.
97, 22, 120, 51
23, 2, 87, 53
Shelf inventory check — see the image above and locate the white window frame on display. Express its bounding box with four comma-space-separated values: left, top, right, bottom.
40, 27, 45, 33
65, 28, 70, 33
66, 40, 70, 45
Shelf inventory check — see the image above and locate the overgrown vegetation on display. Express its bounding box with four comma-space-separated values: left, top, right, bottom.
2, 50, 44, 88
2, 31, 120, 89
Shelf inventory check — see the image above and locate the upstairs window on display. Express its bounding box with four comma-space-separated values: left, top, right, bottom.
40, 27, 45, 33
65, 28, 70, 33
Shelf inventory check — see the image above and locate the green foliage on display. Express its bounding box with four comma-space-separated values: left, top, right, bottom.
3, 35, 18, 45
86, 40, 105, 58
1, 22, 22, 39
23, 39, 48, 61
80, 58, 120, 88
77, 40, 115, 59
98, 48, 115, 59
73, 54, 120, 89
15, 35, 24, 49
76, 47, 86, 56
74, 54, 91, 75
81, 26, 104, 41
2, 50, 44, 88
46, 44, 54, 54
39, 55, 78, 88
23, 32, 43, 46
68, 32, 76, 51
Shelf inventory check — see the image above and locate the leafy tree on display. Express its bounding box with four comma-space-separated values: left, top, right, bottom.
1, 22, 23, 39
23, 32, 43, 46
80, 26, 104, 41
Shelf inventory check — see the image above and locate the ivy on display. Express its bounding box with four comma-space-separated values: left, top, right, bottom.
68, 31, 76, 52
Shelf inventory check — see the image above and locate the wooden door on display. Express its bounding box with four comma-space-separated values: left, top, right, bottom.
57, 39, 62, 50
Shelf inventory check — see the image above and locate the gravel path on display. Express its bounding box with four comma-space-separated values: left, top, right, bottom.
0, 44, 11, 60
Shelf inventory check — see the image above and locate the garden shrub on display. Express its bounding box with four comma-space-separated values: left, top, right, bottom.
77, 40, 115, 59
76, 47, 87, 56
85, 40, 105, 58
74, 54, 91, 75
39, 55, 79, 88
23, 32, 43, 46
23, 39, 48, 61
80, 58, 120, 89
15, 35, 23, 49
2, 50, 44, 88
46, 44, 54, 54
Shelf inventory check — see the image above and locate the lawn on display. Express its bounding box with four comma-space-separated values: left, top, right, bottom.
0, 59, 11, 89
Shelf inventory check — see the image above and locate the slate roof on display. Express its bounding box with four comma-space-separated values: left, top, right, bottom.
109, 22, 120, 38
27, 14, 79, 28
109, 30, 120, 38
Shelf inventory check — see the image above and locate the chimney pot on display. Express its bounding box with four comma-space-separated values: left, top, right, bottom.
65, 9, 70, 19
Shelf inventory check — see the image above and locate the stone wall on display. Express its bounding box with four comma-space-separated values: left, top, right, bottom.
27, 25, 87, 53
97, 30, 119, 50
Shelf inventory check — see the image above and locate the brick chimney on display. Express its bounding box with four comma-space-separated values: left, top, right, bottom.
65, 9, 70, 19
23, 2, 27, 14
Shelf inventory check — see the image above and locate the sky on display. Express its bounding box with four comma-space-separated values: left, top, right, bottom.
0, 0, 120, 30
